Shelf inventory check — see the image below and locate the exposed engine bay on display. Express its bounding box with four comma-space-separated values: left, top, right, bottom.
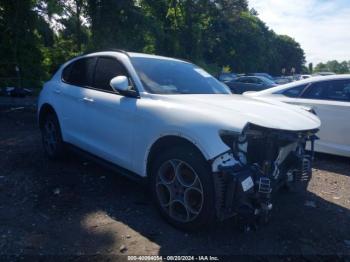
212, 123, 318, 228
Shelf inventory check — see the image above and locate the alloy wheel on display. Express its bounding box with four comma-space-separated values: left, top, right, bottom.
156, 159, 204, 223
43, 120, 58, 155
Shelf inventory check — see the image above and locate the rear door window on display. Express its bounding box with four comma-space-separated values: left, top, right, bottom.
326, 80, 350, 101
62, 57, 96, 87
302, 80, 350, 101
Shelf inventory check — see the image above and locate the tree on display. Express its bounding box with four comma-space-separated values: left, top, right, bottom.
271, 35, 305, 75
1, 0, 308, 89
0, 0, 46, 87
314, 60, 350, 74
36, 0, 89, 52
87, 0, 147, 51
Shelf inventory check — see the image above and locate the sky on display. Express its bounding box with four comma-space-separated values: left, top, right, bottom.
248, 0, 350, 65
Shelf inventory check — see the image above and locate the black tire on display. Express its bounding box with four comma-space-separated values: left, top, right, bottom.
41, 112, 65, 160
150, 145, 216, 231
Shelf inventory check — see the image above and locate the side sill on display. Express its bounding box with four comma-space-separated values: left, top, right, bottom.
65, 143, 147, 184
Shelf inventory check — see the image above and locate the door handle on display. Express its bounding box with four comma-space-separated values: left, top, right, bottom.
54, 89, 61, 94
82, 97, 94, 103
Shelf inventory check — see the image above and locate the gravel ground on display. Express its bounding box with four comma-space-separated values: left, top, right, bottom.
0, 104, 349, 260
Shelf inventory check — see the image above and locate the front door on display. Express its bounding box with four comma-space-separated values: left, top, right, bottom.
81, 56, 138, 169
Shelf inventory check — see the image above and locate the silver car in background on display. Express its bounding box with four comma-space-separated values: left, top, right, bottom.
245, 74, 350, 157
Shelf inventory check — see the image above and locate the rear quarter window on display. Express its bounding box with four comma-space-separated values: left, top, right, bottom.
62, 64, 73, 83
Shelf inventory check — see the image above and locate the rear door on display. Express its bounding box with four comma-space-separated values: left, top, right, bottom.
81, 56, 138, 169
60, 57, 97, 145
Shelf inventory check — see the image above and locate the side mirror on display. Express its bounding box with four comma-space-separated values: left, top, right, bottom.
110, 76, 129, 92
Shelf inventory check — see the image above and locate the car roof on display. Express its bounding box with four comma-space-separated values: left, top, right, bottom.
82, 50, 190, 64
128, 52, 190, 62
252, 74, 350, 95
239, 75, 260, 79
238, 75, 271, 81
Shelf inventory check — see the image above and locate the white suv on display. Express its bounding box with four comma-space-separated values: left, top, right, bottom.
38, 51, 320, 230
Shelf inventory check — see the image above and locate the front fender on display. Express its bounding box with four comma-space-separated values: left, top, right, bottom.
132, 125, 230, 177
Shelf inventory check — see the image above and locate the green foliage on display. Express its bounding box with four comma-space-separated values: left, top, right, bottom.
87, 0, 148, 51
0, 0, 311, 90
0, 0, 46, 88
314, 60, 350, 74
41, 36, 82, 75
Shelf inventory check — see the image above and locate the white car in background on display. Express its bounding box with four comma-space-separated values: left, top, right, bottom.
38, 51, 320, 230
245, 75, 350, 157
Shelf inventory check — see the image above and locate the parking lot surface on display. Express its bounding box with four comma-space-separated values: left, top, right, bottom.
0, 105, 349, 259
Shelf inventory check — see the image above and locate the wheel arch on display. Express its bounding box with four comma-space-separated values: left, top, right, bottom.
38, 103, 57, 129
146, 135, 209, 177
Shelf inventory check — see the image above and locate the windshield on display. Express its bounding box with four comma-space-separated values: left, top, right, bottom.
130, 57, 231, 94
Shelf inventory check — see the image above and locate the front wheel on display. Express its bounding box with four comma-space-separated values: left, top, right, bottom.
150, 146, 216, 231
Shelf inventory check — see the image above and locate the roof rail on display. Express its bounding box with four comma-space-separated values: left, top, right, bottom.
101, 48, 129, 55
82, 49, 130, 57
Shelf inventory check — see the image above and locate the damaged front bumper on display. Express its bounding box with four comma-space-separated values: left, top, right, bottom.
212, 124, 318, 225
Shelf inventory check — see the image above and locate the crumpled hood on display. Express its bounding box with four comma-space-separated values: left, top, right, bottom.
158, 94, 321, 132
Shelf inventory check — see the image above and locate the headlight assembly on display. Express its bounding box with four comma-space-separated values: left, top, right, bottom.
219, 130, 240, 149
219, 130, 248, 165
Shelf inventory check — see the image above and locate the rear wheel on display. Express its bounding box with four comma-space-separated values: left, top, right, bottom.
41, 113, 65, 159
150, 145, 216, 231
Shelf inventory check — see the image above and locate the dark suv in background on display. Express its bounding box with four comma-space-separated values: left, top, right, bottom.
224, 75, 277, 94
